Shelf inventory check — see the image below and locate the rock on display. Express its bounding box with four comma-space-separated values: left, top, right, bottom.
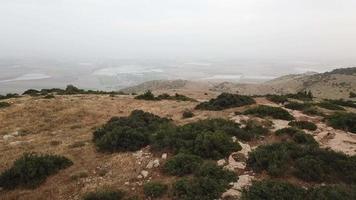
232, 136, 237, 143
238, 141, 251, 157
3, 134, 15, 141
217, 159, 226, 166
222, 189, 241, 199
140, 170, 149, 178
137, 175, 143, 179
153, 159, 160, 167
124, 182, 130, 185
146, 160, 154, 169
161, 153, 167, 160
231, 175, 253, 191
11, 130, 29, 137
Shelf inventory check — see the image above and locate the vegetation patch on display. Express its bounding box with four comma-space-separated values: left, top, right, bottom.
284, 101, 312, 111
317, 101, 345, 111
182, 110, 194, 118
23, 85, 122, 96
244, 105, 294, 120
241, 180, 356, 200
83, 189, 125, 200
302, 106, 325, 116
135, 90, 196, 101
173, 162, 237, 200
350, 92, 356, 98
288, 120, 317, 131
0, 101, 11, 108
195, 93, 255, 110
0, 153, 73, 189
275, 128, 318, 146
163, 153, 203, 176
247, 142, 356, 183
285, 91, 313, 101
93, 110, 171, 152
0, 93, 20, 100
327, 112, 356, 133
266, 94, 289, 104
143, 182, 168, 198
325, 99, 356, 108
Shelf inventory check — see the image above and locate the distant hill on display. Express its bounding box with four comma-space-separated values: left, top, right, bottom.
120, 67, 356, 99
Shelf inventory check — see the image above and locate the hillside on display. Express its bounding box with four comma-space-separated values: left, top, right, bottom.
120, 67, 356, 99
1, 90, 356, 199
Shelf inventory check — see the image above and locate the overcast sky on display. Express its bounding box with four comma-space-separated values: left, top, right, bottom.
1, 0, 356, 63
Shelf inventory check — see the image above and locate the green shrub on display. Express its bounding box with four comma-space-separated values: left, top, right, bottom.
173, 162, 237, 200
0, 93, 20, 100
196, 93, 255, 110
244, 105, 294, 120
143, 182, 168, 198
326, 99, 356, 108
182, 110, 194, 118
306, 185, 356, 200
285, 91, 313, 101
241, 180, 306, 200
317, 101, 345, 111
0, 153, 73, 189
157, 93, 197, 102
285, 101, 312, 111
275, 127, 318, 146
247, 142, 356, 183
134, 90, 156, 100
302, 106, 325, 116
327, 112, 356, 133
266, 94, 288, 104
0, 101, 11, 108
23, 89, 40, 96
288, 121, 317, 131
93, 110, 171, 152
243, 120, 269, 136
350, 92, 356, 98
83, 189, 125, 200
163, 153, 203, 176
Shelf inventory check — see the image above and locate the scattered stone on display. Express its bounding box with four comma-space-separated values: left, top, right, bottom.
146, 160, 154, 169
140, 170, 149, 178
161, 153, 167, 160
153, 159, 160, 167
217, 159, 226, 166
137, 175, 143, 179
3, 134, 15, 141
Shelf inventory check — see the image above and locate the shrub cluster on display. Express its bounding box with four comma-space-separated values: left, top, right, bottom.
0, 93, 19, 100
285, 91, 313, 101
135, 90, 196, 102
327, 112, 356, 133
182, 110, 194, 118
93, 110, 171, 152
0, 101, 11, 108
0, 153, 73, 189
83, 189, 125, 200
284, 101, 312, 111
266, 94, 288, 104
195, 93, 255, 110
143, 182, 168, 198
350, 92, 356, 98
325, 99, 356, 108
317, 101, 345, 111
288, 120, 317, 131
275, 127, 318, 146
243, 105, 295, 120
23, 85, 122, 96
247, 142, 356, 183
173, 162, 237, 200
163, 153, 203, 176
241, 180, 356, 200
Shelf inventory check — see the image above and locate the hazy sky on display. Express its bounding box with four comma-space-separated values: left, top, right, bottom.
1, 0, 356, 62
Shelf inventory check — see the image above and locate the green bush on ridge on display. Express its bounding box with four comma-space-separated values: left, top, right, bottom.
195, 93, 255, 110
244, 105, 295, 120
327, 112, 356, 133
135, 90, 196, 102
0, 153, 73, 189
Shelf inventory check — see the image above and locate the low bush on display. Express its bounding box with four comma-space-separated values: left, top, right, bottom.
43, 94, 55, 99
0, 101, 11, 108
327, 112, 356, 133
134, 90, 155, 100
23, 89, 40, 96
288, 121, 317, 131
243, 120, 270, 136
247, 142, 356, 183
195, 93, 255, 110
243, 105, 294, 120
143, 182, 168, 198
173, 162, 237, 200
0, 93, 19, 100
302, 106, 325, 116
242, 180, 356, 200
182, 110, 194, 118
266, 94, 288, 104
93, 110, 171, 152
83, 189, 125, 200
285, 91, 313, 101
241, 180, 306, 200
326, 99, 356, 108
24, 85, 120, 96
275, 127, 318, 146
0, 153, 73, 189
163, 153, 203, 176
317, 101, 345, 111
284, 101, 312, 111
350, 92, 356, 98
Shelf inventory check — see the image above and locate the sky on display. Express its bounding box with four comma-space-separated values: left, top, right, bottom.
1, 0, 356, 63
